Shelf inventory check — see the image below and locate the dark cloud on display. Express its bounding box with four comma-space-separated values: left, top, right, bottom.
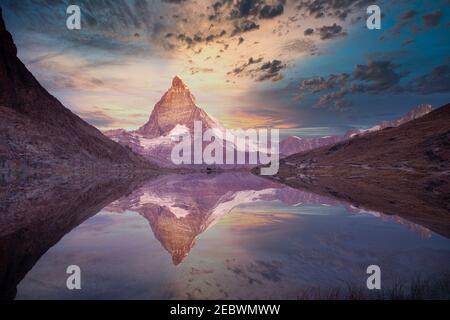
401, 39, 415, 47
398, 10, 417, 21
296, 0, 373, 21
230, 0, 261, 19
304, 28, 314, 36
259, 3, 284, 19
231, 20, 260, 36
408, 64, 450, 94
229, 56, 264, 75
422, 11, 443, 28
301, 73, 350, 93
299, 59, 450, 110
317, 23, 346, 40
299, 60, 406, 109
78, 108, 117, 128
385, 9, 417, 38
229, 57, 288, 82
256, 60, 286, 82
211, 0, 285, 22
353, 60, 404, 92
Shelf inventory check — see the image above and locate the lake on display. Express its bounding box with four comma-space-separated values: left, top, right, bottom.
1, 173, 449, 299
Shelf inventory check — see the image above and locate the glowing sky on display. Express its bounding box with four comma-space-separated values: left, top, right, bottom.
2, 0, 449, 134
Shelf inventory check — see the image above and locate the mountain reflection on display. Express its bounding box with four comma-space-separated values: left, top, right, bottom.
0, 172, 444, 299
104, 173, 435, 265
0, 172, 155, 299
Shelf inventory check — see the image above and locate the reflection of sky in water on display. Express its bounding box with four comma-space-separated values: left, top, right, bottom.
17, 201, 450, 300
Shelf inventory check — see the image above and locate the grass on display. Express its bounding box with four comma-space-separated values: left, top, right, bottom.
296, 274, 450, 300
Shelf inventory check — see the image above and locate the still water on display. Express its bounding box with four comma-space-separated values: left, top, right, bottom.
1, 173, 449, 299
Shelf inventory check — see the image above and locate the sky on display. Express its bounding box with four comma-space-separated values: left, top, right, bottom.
2, 0, 450, 135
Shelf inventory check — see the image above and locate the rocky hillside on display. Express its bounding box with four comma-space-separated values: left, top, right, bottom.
257, 104, 450, 237
280, 104, 433, 157
0, 9, 154, 171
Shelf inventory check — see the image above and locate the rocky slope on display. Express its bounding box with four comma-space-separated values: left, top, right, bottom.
0, 9, 154, 171
280, 104, 433, 157
257, 104, 450, 237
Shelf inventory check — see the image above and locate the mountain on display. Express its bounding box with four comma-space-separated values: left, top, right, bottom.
257, 103, 450, 237
0, 9, 154, 171
280, 135, 342, 157
137, 76, 221, 137
105, 76, 233, 168
279, 104, 433, 157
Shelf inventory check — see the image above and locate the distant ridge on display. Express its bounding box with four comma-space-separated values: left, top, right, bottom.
279, 104, 433, 157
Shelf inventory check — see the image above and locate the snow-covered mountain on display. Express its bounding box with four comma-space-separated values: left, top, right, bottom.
137, 76, 222, 137
105, 75, 432, 167
105, 76, 263, 168
105, 76, 225, 167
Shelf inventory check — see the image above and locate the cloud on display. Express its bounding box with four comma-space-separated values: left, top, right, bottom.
353, 60, 404, 92
228, 57, 285, 82
256, 60, 286, 82
408, 64, 450, 94
299, 60, 406, 109
259, 3, 284, 19
299, 59, 450, 110
304, 28, 314, 36
422, 11, 443, 28
282, 39, 317, 55
231, 20, 260, 36
229, 57, 264, 75
189, 67, 214, 75
77, 108, 118, 128
227, 0, 285, 20
316, 23, 347, 40
301, 73, 350, 93
296, 0, 373, 21
398, 10, 417, 21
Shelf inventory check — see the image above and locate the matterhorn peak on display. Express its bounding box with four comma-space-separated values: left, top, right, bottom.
171, 75, 186, 89
136, 75, 220, 138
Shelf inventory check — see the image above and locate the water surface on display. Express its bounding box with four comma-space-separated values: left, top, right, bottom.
1, 173, 449, 299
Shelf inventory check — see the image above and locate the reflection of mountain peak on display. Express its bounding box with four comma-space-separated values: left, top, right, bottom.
108, 173, 419, 266
140, 204, 200, 265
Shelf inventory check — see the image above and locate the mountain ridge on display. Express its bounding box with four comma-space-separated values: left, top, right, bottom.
280, 104, 434, 157
0, 9, 155, 171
